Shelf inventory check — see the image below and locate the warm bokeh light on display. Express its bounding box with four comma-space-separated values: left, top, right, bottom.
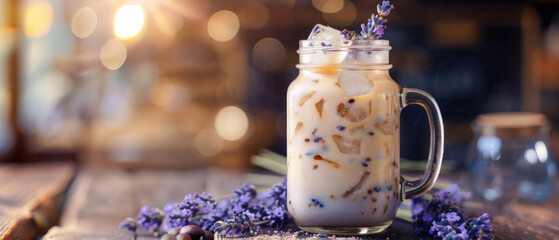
71, 7, 97, 38
149, 81, 190, 112
178, 0, 210, 20
323, 0, 356, 27
207, 10, 240, 42
215, 106, 249, 141
312, 0, 344, 14
280, 0, 296, 10
252, 37, 286, 71
24, 2, 53, 38
100, 39, 127, 70
153, 8, 184, 35
238, 2, 269, 30
113, 5, 145, 39
194, 128, 223, 157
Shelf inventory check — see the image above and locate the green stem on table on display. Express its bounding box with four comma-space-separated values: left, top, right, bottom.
250, 154, 287, 175
253, 220, 270, 226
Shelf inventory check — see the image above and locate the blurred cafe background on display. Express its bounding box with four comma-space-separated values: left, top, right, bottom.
1, 0, 559, 171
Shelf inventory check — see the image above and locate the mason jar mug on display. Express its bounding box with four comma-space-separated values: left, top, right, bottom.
286, 40, 444, 234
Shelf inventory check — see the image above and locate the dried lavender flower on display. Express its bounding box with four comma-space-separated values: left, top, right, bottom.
412, 185, 494, 240
262, 205, 289, 229
230, 183, 258, 215
119, 217, 137, 232
264, 177, 287, 205
361, 18, 384, 40
136, 206, 164, 233
360, 0, 393, 39
165, 193, 216, 230
120, 178, 290, 237
209, 211, 254, 237
465, 213, 494, 240
342, 29, 356, 40
377, 0, 395, 17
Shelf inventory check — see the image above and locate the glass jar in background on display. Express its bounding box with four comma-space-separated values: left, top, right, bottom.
468, 112, 557, 204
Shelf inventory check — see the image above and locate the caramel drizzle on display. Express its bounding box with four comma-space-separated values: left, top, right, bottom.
337, 103, 349, 117
294, 122, 303, 136
315, 99, 324, 118
299, 91, 316, 106
313, 155, 340, 169
342, 171, 371, 198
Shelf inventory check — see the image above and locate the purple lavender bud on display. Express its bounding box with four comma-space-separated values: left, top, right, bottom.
466, 213, 494, 239
377, 0, 394, 17
263, 205, 289, 229
210, 211, 254, 236
372, 14, 387, 26
445, 212, 461, 223
421, 212, 433, 222
135, 206, 163, 233
360, 23, 369, 38
118, 217, 137, 232
342, 29, 355, 40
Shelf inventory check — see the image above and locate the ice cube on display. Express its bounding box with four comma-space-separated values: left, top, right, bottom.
308, 24, 345, 41
340, 40, 390, 65
344, 107, 369, 123
303, 24, 350, 65
332, 135, 361, 154
336, 103, 369, 123
336, 71, 374, 96
374, 116, 396, 135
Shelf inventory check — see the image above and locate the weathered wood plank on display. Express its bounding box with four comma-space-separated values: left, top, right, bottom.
0, 162, 75, 240
60, 167, 213, 231
0, 162, 75, 210
43, 226, 132, 240
0, 207, 39, 240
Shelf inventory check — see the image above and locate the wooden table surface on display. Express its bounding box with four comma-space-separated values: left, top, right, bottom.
1, 163, 557, 239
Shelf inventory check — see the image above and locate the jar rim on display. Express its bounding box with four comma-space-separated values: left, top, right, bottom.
298, 39, 392, 52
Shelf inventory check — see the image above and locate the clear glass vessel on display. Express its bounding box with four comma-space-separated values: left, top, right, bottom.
468, 112, 557, 204
286, 40, 444, 235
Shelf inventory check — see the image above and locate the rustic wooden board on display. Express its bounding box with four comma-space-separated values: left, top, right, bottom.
59, 167, 243, 232
0, 162, 76, 240
0, 207, 39, 240
44, 167, 559, 240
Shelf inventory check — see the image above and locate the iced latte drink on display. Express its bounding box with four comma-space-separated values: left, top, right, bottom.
286, 25, 443, 235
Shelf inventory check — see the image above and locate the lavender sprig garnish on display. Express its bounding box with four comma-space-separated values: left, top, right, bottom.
412, 185, 494, 240
360, 0, 394, 40
377, 0, 394, 17
342, 29, 356, 40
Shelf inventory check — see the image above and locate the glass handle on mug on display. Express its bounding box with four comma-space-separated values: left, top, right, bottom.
399, 88, 444, 199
